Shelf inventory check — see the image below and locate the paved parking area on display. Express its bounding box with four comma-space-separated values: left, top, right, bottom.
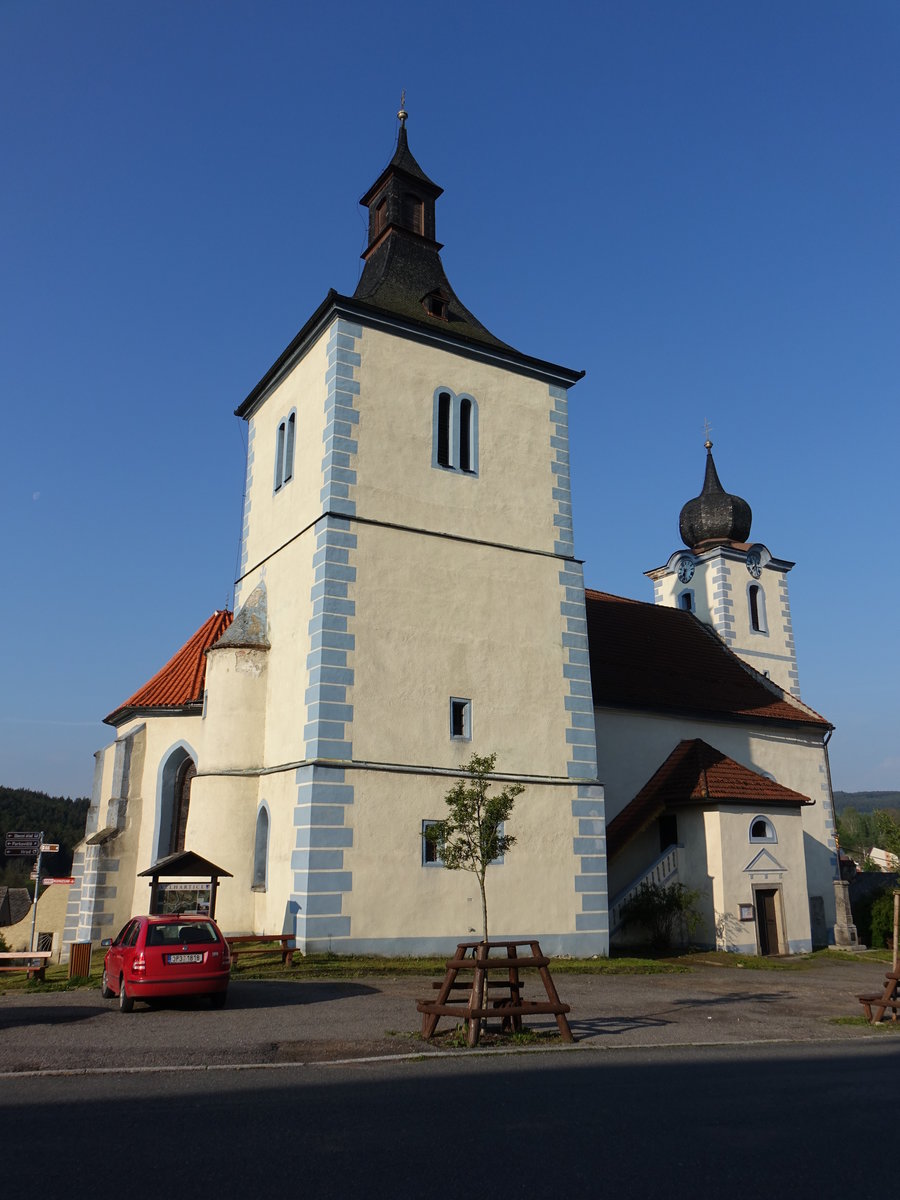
0, 956, 894, 1073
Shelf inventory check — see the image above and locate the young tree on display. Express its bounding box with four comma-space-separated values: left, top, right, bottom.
424, 752, 523, 944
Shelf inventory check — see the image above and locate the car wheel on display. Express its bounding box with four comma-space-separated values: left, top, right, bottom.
210, 991, 227, 1009
100, 969, 114, 999
118, 976, 134, 1013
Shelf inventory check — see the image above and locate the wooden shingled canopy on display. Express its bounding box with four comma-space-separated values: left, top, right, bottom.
139, 851, 232, 920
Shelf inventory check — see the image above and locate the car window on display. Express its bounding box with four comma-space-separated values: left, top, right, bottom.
177, 923, 219, 945
146, 924, 183, 947
112, 921, 133, 945
124, 921, 142, 948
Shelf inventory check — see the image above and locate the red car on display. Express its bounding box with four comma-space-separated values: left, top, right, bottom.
101, 914, 231, 1011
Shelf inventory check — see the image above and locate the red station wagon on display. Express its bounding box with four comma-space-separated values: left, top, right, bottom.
101, 915, 231, 1011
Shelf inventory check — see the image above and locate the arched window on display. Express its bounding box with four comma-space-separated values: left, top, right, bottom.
157, 747, 196, 860
252, 807, 269, 891
459, 398, 473, 472
274, 411, 297, 492
171, 758, 196, 854
436, 391, 452, 467
749, 816, 777, 843
679, 590, 694, 612
748, 584, 767, 633
284, 413, 295, 483
432, 387, 479, 476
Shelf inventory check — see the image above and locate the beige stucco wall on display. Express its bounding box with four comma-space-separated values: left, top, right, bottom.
2, 882, 70, 955
352, 326, 559, 553
238, 332, 330, 589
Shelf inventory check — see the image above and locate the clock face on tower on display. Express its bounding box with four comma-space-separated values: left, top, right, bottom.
676, 557, 695, 584
746, 551, 762, 579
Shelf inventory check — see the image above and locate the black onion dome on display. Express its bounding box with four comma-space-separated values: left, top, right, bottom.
679, 442, 752, 548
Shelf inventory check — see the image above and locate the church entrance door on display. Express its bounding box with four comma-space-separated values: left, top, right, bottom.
755, 889, 780, 956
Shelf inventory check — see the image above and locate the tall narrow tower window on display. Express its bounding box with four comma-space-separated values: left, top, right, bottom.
436, 392, 452, 467
432, 387, 479, 476
274, 410, 297, 492
459, 398, 473, 472
748, 584, 767, 633
284, 413, 295, 484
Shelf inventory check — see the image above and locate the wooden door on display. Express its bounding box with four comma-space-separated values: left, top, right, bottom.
756, 889, 780, 956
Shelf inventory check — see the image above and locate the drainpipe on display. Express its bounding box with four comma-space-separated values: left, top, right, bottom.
823, 730, 840, 882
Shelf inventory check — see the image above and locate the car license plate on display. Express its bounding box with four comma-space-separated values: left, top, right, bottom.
168, 953, 203, 964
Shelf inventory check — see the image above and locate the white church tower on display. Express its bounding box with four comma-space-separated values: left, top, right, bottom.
646, 440, 801, 696
198, 110, 607, 954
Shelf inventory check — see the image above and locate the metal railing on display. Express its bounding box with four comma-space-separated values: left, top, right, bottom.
608, 845, 681, 934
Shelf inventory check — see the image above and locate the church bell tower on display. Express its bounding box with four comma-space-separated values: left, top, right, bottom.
647, 439, 801, 696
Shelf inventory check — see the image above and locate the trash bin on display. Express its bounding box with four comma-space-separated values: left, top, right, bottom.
69, 941, 92, 978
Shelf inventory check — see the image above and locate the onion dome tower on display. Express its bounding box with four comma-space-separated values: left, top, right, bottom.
646, 437, 802, 697
679, 440, 752, 549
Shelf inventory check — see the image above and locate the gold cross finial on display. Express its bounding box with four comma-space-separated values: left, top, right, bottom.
703, 417, 713, 448
398, 90, 408, 125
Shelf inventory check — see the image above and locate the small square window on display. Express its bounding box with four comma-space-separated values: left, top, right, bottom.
422, 820, 443, 866
450, 697, 471, 740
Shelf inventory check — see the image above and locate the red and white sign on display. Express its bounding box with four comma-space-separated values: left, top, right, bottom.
42, 877, 75, 886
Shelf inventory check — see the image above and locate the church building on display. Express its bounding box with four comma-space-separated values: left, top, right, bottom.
62, 114, 853, 961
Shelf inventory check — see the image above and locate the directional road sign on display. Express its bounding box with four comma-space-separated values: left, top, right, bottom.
42, 877, 75, 886
5, 832, 42, 856
40, 844, 60, 853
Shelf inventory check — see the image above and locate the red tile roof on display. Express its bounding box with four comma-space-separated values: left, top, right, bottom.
585, 590, 829, 728
606, 738, 813, 858
104, 610, 233, 726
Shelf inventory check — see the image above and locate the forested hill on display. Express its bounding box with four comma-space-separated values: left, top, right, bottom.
834, 791, 900, 815
0, 787, 90, 887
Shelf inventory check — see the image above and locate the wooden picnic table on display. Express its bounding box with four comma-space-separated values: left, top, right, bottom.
858, 968, 900, 1023
417, 939, 573, 1048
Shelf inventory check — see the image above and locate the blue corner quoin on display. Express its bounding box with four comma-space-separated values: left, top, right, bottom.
550, 384, 608, 945
292, 318, 362, 947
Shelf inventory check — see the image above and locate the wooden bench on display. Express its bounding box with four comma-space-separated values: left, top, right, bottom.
0, 951, 53, 981
225, 934, 295, 967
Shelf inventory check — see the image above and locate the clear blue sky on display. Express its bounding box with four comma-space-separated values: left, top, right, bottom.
2, 1, 897, 798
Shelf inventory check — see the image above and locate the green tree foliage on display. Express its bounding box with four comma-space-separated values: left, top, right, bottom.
424, 752, 523, 943
619, 881, 703, 952
869, 890, 899, 950
836, 806, 880, 860
0, 786, 90, 887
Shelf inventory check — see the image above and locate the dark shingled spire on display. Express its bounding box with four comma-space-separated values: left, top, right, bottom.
679, 441, 752, 548
353, 114, 512, 351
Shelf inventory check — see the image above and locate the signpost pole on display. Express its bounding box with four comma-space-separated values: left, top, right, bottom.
28, 831, 44, 953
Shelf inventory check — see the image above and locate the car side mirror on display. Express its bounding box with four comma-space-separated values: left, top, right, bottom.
100, 938, 112, 948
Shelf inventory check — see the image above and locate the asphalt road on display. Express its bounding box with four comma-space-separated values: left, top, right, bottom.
3, 1041, 897, 1199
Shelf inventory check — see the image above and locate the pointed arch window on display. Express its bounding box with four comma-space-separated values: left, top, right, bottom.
252, 806, 269, 891
171, 758, 196, 855
274, 411, 296, 492
432, 387, 479, 476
